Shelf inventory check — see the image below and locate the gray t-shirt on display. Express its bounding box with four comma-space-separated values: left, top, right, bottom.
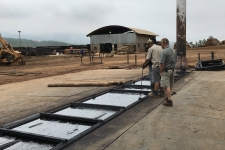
160, 46, 176, 69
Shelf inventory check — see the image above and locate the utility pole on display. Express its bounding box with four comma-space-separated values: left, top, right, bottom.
175, 0, 188, 71
18, 31, 21, 48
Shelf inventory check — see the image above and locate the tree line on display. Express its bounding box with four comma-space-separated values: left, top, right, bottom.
188, 36, 222, 48
2, 37, 71, 47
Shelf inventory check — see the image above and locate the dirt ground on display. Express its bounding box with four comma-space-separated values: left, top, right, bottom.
0, 54, 146, 85
0, 48, 224, 85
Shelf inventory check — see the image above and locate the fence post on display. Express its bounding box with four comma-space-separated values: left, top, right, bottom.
135, 55, 137, 65
127, 55, 129, 64
81, 56, 83, 65
198, 53, 200, 60
101, 54, 103, 64
211, 52, 214, 60
89, 51, 91, 64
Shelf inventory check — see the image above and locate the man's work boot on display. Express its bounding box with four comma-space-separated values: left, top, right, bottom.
163, 99, 173, 107
148, 91, 160, 97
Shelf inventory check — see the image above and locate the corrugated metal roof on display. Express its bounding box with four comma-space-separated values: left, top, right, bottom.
129, 27, 158, 36
86, 25, 158, 36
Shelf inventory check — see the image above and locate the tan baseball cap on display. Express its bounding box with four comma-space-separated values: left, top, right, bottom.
161, 38, 169, 44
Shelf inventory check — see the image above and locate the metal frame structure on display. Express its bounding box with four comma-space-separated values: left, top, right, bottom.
0, 71, 190, 150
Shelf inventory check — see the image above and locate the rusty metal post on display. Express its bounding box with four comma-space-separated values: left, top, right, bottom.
211, 52, 214, 60
135, 55, 137, 65
175, 0, 188, 71
198, 53, 200, 60
127, 55, 129, 64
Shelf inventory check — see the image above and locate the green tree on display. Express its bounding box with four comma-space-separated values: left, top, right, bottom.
198, 40, 202, 46
202, 39, 206, 46
189, 42, 194, 48
195, 41, 198, 47
209, 36, 214, 39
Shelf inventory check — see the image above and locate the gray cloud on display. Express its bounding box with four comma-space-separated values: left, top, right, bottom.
0, 0, 224, 44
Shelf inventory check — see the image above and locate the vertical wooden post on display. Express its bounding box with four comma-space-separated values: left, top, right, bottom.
101, 54, 103, 64
198, 53, 200, 60
127, 55, 129, 64
89, 51, 91, 64
135, 55, 137, 66
211, 52, 214, 60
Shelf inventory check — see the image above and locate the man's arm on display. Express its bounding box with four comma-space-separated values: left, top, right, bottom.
142, 48, 152, 69
142, 59, 150, 69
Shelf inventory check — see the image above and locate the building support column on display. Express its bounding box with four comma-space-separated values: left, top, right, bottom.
175, 0, 188, 70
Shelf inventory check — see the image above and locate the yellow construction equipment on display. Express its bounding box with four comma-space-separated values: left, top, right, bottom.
0, 34, 25, 65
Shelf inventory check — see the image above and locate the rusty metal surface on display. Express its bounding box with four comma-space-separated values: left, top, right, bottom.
176, 0, 188, 70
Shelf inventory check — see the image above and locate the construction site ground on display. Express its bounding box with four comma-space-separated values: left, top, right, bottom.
0, 48, 225, 149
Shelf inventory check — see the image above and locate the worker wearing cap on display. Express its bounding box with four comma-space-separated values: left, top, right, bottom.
142, 39, 163, 97
160, 38, 176, 106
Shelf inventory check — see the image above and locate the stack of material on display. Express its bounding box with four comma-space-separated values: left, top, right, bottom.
195, 59, 224, 70
105, 66, 121, 69
105, 65, 132, 69
205, 38, 220, 47
221, 40, 225, 45
117, 44, 136, 54
64, 49, 89, 55
48, 79, 126, 87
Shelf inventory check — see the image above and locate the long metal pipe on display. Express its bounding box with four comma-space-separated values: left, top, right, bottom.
175, 0, 188, 70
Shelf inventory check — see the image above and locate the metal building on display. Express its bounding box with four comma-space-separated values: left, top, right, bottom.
86, 25, 158, 53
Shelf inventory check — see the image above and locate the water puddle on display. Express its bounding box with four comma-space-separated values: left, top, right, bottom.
55, 107, 117, 120
84, 93, 145, 107
133, 80, 151, 86
12, 119, 91, 139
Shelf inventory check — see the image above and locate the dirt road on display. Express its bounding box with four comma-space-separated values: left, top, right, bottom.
0, 48, 224, 85
0, 54, 146, 85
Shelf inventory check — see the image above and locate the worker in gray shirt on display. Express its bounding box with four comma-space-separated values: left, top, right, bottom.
160, 38, 176, 106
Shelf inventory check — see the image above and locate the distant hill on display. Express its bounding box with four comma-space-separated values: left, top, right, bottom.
1, 37, 71, 47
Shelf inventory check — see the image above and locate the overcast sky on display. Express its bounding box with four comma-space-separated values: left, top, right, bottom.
1, 0, 224, 44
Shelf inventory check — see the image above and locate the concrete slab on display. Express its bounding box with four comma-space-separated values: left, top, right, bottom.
0, 68, 147, 126
103, 71, 225, 150
66, 71, 225, 150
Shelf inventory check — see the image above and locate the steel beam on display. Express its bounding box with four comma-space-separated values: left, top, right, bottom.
110, 89, 149, 95
175, 0, 188, 70
71, 103, 125, 111
40, 113, 101, 125
122, 84, 151, 89
0, 128, 66, 144
0, 140, 20, 149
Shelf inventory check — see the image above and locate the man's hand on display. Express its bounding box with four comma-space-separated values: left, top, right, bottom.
142, 60, 149, 69
160, 72, 163, 76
